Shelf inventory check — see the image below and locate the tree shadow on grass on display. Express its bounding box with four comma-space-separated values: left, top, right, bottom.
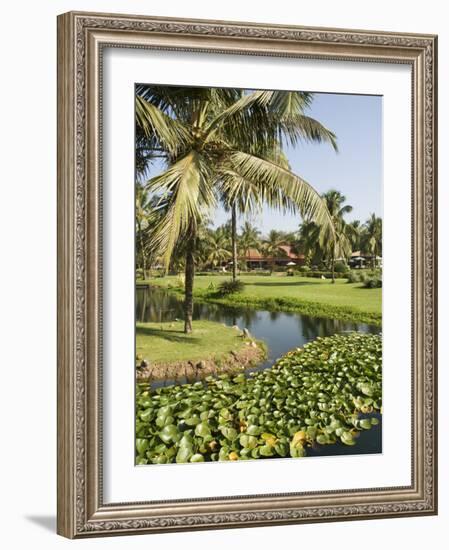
136, 326, 200, 344
248, 280, 325, 288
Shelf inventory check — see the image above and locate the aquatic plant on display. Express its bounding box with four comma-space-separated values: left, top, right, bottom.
136, 332, 382, 464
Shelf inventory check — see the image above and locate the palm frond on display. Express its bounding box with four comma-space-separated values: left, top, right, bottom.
136, 96, 191, 156
227, 151, 335, 237
258, 91, 314, 116
146, 152, 216, 267
278, 115, 338, 151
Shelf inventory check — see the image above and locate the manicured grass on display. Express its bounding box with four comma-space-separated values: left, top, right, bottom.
145, 274, 382, 325
137, 320, 254, 364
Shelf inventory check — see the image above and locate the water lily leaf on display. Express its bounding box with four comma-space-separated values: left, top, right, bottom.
156, 415, 174, 428
359, 419, 372, 430
159, 424, 179, 444
292, 431, 307, 445
340, 431, 356, 446
316, 434, 329, 445
136, 438, 149, 455
179, 433, 194, 447
218, 446, 230, 461
185, 416, 201, 426
194, 422, 211, 438
190, 453, 205, 462
220, 426, 238, 441
246, 425, 260, 436
239, 434, 258, 449
360, 383, 374, 397
259, 445, 274, 457
176, 447, 193, 463
289, 442, 306, 458
139, 408, 153, 422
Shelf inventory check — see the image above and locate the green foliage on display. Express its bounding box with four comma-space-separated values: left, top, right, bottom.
346, 270, 364, 283
296, 270, 347, 279
217, 279, 246, 295
346, 270, 382, 288
334, 261, 349, 273
298, 265, 311, 272
136, 333, 382, 464
363, 276, 382, 288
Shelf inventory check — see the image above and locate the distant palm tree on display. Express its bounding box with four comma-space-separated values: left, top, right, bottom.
321, 190, 353, 283
262, 230, 287, 274
297, 220, 321, 266
348, 219, 362, 252
239, 221, 261, 256
362, 213, 382, 267
135, 184, 151, 279
204, 229, 232, 268
137, 86, 336, 332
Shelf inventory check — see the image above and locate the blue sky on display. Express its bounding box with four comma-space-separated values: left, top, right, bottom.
143, 91, 383, 235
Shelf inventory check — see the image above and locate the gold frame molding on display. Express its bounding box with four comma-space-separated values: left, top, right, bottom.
57, 11, 438, 538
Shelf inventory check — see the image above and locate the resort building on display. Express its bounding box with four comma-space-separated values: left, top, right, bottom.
241, 246, 305, 270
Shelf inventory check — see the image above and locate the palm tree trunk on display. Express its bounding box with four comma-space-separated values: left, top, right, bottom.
184, 230, 196, 334
331, 253, 335, 284
137, 220, 147, 279
231, 203, 237, 282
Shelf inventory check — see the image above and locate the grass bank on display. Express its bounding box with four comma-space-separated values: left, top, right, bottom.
144, 275, 382, 326
136, 320, 266, 381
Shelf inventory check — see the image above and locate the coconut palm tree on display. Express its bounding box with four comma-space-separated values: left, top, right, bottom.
262, 230, 287, 274
348, 219, 362, 252
239, 221, 262, 262
297, 220, 321, 266
135, 183, 151, 279
218, 93, 338, 282
362, 213, 382, 267
204, 228, 232, 269
321, 190, 353, 283
136, 86, 337, 332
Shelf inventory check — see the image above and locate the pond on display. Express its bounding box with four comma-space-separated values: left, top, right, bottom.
136, 285, 382, 457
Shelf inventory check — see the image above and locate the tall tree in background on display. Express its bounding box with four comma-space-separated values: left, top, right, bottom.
362, 213, 383, 267
262, 230, 287, 274
135, 184, 151, 279
204, 227, 232, 269
239, 221, 262, 266
321, 190, 353, 283
297, 220, 322, 266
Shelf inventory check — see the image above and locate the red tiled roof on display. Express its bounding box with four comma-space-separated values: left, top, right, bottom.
241, 246, 304, 261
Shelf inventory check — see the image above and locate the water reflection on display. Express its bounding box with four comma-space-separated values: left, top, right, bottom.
136, 285, 380, 373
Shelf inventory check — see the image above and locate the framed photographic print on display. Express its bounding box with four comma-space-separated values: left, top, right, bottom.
57, 11, 438, 538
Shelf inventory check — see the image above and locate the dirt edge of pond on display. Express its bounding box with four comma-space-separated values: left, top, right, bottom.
136, 341, 267, 383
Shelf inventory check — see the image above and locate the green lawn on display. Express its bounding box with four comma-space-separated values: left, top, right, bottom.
137, 320, 253, 364
145, 274, 382, 325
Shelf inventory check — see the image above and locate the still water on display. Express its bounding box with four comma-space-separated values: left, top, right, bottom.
136, 285, 380, 373
136, 285, 382, 456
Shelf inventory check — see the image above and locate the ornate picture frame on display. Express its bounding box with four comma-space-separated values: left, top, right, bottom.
57, 11, 437, 538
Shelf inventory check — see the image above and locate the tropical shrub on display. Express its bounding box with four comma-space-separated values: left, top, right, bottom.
363, 276, 382, 288
136, 333, 382, 464
334, 261, 349, 273
346, 270, 364, 283
299, 265, 311, 272
217, 279, 246, 295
